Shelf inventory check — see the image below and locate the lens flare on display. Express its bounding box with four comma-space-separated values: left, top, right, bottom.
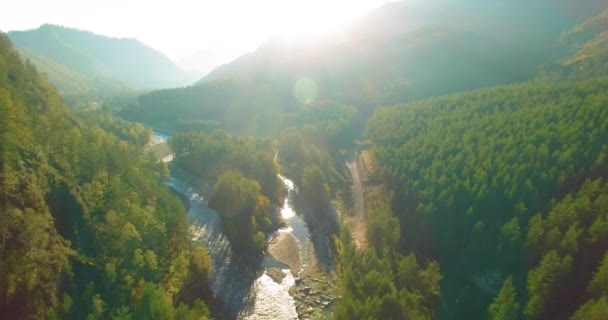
294, 77, 318, 104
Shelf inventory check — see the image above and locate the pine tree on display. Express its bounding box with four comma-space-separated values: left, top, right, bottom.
488, 276, 519, 320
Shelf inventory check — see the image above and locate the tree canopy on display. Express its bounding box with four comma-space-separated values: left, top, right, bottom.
367, 77, 608, 318
0, 33, 211, 319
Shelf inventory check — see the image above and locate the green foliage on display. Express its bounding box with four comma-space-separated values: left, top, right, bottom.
171, 130, 281, 203
334, 190, 441, 319
132, 283, 175, 320
570, 297, 608, 320
80, 111, 152, 146
279, 131, 331, 182
278, 106, 355, 202
521, 178, 608, 318
210, 170, 271, 254
499, 217, 521, 248
367, 77, 608, 318
542, 10, 608, 80
129, 94, 355, 238
301, 165, 331, 211
211, 170, 262, 218
122, 79, 293, 135
125, 89, 358, 180
366, 205, 400, 260
334, 244, 441, 320
0, 33, 211, 319
175, 299, 211, 320
488, 276, 519, 320
571, 251, 608, 319
14, 45, 129, 97
587, 251, 608, 297
8, 24, 193, 90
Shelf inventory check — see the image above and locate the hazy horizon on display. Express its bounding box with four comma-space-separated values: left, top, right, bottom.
0, 0, 391, 68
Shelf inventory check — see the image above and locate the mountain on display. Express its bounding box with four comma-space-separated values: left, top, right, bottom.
122, 0, 606, 133
7, 24, 198, 94
365, 77, 608, 318
200, 0, 598, 95
13, 45, 128, 96
0, 33, 211, 319
540, 9, 608, 79
117, 2, 608, 319
4, 1, 608, 319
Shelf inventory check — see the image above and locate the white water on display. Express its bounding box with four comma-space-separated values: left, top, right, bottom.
155, 132, 307, 319
169, 177, 300, 319
148, 130, 170, 146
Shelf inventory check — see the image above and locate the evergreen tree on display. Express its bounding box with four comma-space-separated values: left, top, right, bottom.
488, 276, 519, 320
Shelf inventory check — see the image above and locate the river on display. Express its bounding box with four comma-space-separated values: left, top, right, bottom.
151, 131, 331, 319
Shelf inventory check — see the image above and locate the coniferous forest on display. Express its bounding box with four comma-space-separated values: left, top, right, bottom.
0, 34, 212, 319
2, 1, 608, 319
366, 78, 608, 318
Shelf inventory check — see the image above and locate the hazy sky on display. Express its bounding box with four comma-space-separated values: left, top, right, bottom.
1, 0, 389, 63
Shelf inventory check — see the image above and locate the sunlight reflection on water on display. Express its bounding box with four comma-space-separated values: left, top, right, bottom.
281, 205, 296, 219
170, 174, 302, 319
160, 126, 306, 319
239, 271, 298, 320
279, 175, 296, 220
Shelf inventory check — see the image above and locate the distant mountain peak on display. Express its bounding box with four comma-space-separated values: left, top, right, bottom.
8, 24, 202, 91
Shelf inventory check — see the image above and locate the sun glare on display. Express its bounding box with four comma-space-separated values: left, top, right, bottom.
268, 0, 380, 41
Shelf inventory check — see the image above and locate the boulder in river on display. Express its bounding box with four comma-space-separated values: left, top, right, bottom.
267, 268, 286, 284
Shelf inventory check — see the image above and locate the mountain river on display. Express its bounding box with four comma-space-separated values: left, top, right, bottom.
152, 131, 330, 319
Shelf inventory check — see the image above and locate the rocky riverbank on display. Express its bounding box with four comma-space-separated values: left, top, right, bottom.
291, 239, 336, 319
268, 232, 301, 274
267, 232, 336, 319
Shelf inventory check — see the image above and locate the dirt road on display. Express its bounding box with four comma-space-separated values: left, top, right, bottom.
346, 155, 365, 222
345, 148, 367, 247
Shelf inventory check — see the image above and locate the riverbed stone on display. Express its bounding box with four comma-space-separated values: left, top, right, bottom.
289, 286, 297, 296
266, 268, 286, 284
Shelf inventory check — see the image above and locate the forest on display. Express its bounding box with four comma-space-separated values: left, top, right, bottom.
169, 130, 281, 254
0, 34, 213, 319
2, 1, 608, 319
333, 188, 442, 319
366, 77, 608, 318
166, 100, 357, 255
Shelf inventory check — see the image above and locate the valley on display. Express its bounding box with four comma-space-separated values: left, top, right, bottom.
152, 131, 336, 319
2, 1, 608, 319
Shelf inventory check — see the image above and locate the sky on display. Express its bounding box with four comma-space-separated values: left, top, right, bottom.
1, 0, 389, 66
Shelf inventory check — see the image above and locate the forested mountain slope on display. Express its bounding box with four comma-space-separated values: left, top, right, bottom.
366, 78, 608, 319
13, 45, 128, 96
8, 24, 195, 92
543, 9, 608, 79
120, 0, 608, 133
0, 33, 211, 319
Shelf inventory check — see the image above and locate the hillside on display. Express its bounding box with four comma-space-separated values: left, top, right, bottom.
8, 24, 196, 92
4, 1, 608, 319
120, 0, 607, 133
0, 33, 211, 319
542, 10, 608, 79
366, 78, 608, 318
14, 45, 128, 96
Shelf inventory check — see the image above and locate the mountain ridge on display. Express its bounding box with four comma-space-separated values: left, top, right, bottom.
123, 0, 607, 133
8, 24, 200, 93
